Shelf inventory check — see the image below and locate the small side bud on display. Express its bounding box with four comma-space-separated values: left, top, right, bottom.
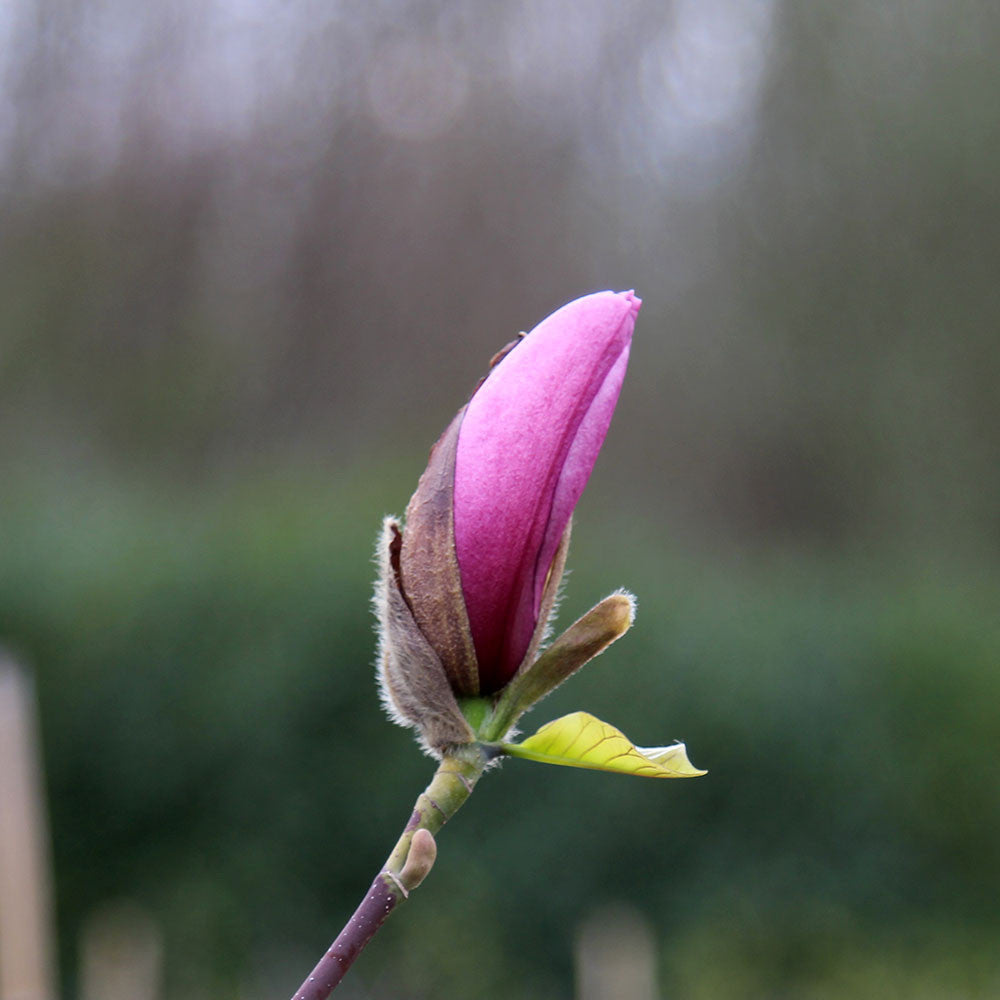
398, 829, 437, 892
491, 591, 636, 736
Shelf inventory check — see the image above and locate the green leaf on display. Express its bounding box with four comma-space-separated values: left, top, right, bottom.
502, 711, 706, 778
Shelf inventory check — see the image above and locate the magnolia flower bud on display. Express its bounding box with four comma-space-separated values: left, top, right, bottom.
377, 290, 640, 753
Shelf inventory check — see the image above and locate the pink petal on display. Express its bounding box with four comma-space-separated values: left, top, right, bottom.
453, 290, 640, 692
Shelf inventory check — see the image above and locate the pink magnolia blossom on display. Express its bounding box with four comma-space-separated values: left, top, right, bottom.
453, 290, 640, 692
382, 289, 640, 750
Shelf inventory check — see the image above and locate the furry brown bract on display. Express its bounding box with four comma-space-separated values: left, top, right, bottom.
375, 517, 474, 755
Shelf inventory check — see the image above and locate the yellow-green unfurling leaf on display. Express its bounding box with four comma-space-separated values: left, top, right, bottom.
502, 711, 705, 778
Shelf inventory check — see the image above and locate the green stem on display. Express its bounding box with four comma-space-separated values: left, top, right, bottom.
289, 750, 485, 1000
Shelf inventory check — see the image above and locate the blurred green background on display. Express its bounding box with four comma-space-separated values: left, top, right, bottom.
2, 1, 1000, 997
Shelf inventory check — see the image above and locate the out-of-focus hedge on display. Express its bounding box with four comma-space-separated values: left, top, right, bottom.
2, 472, 999, 999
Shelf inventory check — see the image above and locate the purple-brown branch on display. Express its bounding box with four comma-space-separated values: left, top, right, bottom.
288, 754, 483, 999
291, 874, 399, 1000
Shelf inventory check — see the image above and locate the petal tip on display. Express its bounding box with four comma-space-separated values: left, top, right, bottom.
619, 289, 642, 317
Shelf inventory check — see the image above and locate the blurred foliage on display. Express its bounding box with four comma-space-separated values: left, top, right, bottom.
2, 473, 999, 998
2, 0, 1000, 560
2, 0, 1000, 996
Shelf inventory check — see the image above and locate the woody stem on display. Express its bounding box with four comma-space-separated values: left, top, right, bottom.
288, 751, 486, 1000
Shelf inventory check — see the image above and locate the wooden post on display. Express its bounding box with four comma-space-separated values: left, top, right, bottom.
575, 905, 658, 1000
79, 901, 162, 1000
0, 654, 58, 1000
